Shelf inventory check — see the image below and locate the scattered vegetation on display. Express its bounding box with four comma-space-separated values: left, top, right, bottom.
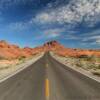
54, 53, 100, 76
74, 55, 100, 70
0, 56, 6, 60
18, 56, 26, 64
18, 56, 26, 60
0, 66, 9, 70
92, 70, 100, 76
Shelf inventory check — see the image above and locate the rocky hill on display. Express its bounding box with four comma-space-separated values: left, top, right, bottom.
0, 40, 43, 59
43, 40, 100, 57
0, 40, 99, 59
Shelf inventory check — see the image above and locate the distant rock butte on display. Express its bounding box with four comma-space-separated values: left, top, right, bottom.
43, 40, 100, 57
0, 40, 99, 59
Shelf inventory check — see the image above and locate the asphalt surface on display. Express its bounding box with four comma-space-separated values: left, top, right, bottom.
0, 53, 100, 100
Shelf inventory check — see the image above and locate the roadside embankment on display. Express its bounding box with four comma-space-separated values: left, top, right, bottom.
0, 52, 44, 82
50, 52, 100, 83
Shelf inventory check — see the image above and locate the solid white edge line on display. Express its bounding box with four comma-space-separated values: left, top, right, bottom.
50, 53, 100, 83
0, 53, 44, 83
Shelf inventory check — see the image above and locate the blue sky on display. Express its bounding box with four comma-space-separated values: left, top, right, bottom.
0, 0, 100, 49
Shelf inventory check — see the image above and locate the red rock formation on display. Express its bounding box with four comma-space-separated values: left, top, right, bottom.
43, 40, 100, 57
0, 40, 99, 59
0, 40, 43, 59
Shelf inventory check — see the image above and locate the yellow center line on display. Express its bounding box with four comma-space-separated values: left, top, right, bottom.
45, 79, 50, 99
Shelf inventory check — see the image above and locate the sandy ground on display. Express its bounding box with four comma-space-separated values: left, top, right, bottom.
0, 53, 44, 81
50, 52, 100, 83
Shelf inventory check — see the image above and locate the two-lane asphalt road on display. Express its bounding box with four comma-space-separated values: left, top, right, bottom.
0, 53, 100, 100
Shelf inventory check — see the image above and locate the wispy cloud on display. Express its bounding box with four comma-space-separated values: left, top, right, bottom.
0, 0, 99, 49
82, 36, 100, 41
34, 0, 100, 27
9, 22, 25, 30
43, 28, 64, 38
33, 28, 64, 40
96, 39, 100, 44
64, 33, 79, 40
81, 35, 100, 46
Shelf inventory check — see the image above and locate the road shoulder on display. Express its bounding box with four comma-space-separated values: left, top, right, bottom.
50, 52, 100, 83
0, 53, 44, 83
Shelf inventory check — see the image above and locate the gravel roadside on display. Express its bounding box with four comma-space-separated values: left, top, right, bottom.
0, 53, 44, 82
50, 52, 100, 83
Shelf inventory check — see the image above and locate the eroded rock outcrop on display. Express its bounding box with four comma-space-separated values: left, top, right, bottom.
0, 40, 43, 59
0, 40, 99, 59
43, 40, 100, 57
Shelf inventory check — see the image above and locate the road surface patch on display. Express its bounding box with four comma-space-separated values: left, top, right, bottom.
46, 64, 49, 68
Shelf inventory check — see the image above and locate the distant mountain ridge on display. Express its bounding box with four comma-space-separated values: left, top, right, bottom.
0, 40, 99, 59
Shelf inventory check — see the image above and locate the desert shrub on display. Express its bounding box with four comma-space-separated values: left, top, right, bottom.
92, 71, 100, 76
97, 65, 100, 69
76, 62, 82, 67
0, 56, 6, 60
88, 64, 95, 69
79, 55, 97, 62
18, 56, 26, 61
0, 66, 9, 70
79, 55, 89, 58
